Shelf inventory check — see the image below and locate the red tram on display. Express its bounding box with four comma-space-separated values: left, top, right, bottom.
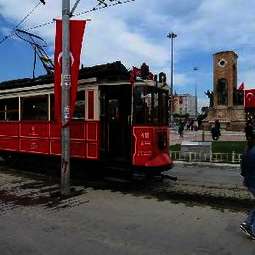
0, 62, 173, 175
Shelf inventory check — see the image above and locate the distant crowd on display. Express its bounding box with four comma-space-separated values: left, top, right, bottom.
175, 117, 255, 141
176, 119, 199, 138
175, 118, 221, 140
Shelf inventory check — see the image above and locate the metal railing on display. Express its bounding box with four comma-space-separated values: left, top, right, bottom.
170, 151, 242, 164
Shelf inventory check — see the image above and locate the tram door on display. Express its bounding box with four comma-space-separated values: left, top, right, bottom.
100, 85, 131, 161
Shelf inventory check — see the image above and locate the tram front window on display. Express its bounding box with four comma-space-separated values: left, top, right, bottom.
134, 86, 168, 125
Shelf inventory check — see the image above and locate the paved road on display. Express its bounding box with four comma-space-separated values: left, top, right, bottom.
169, 164, 243, 187
163, 164, 252, 207
0, 168, 255, 255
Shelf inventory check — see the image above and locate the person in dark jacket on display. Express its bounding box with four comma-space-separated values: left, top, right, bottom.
211, 121, 221, 140
240, 133, 255, 239
178, 121, 184, 138
245, 121, 253, 140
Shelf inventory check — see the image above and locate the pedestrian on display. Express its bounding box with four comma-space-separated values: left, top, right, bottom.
211, 120, 221, 140
215, 119, 221, 137
211, 125, 219, 140
178, 121, 184, 138
245, 121, 253, 140
193, 120, 198, 131
240, 128, 255, 239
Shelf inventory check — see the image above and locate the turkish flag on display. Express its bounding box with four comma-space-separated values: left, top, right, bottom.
238, 82, 244, 91
54, 19, 86, 124
129, 67, 141, 86
244, 89, 255, 108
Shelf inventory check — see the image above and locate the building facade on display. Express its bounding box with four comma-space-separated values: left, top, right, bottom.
173, 94, 196, 117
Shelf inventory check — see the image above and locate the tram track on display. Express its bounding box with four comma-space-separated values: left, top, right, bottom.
0, 159, 252, 213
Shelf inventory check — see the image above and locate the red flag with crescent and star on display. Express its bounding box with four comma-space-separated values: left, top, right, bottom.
129, 67, 141, 86
244, 89, 255, 108
238, 82, 244, 91
54, 19, 86, 124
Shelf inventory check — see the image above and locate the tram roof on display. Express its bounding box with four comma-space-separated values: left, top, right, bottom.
0, 61, 129, 90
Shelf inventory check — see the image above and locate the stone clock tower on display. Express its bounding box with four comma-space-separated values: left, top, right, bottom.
204, 51, 245, 131
214, 51, 237, 107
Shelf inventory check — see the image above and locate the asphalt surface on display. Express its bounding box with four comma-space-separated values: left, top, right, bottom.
0, 166, 255, 255
163, 163, 253, 209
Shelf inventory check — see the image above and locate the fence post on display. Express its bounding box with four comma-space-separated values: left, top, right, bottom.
232, 151, 235, 163
189, 152, 192, 162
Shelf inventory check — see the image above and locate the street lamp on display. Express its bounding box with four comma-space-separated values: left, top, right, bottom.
167, 32, 177, 126
193, 67, 198, 119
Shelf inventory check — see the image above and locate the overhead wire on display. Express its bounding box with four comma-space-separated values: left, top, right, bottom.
0, 0, 135, 44
24, 0, 136, 31
73, 0, 135, 17
0, 0, 44, 45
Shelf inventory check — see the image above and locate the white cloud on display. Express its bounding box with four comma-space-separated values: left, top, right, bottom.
82, 14, 168, 68
0, 0, 169, 72
174, 73, 191, 87
1, 0, 255, 88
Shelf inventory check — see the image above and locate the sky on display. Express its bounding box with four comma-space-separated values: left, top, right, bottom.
1, 0, 255, 110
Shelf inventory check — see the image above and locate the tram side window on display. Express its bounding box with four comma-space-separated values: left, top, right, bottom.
73, 91, 85, 120
0, 98, 19, 121
21, 95, 48, 120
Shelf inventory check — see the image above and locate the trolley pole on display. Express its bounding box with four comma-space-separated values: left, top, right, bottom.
61, 0, 71, 196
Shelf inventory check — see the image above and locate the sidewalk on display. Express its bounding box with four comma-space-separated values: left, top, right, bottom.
170, 129, 246, 145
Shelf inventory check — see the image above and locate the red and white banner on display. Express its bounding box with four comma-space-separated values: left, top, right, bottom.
244, 89, 255, 108
54, 19, 86, 124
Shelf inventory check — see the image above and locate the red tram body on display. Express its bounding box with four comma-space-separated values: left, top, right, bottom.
0, 62, 173, 174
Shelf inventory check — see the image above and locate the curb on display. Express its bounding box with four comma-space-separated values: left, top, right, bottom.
173, 161, 240, 169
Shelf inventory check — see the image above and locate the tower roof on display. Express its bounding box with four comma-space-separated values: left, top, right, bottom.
213, 51, 238, 58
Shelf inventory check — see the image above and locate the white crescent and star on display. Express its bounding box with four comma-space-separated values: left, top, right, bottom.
245, 92, 255, 105
246, 92, 255, 104
57, 51, 75, 66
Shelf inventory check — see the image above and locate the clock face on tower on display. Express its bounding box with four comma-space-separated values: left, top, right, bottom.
218, 58, 227, 68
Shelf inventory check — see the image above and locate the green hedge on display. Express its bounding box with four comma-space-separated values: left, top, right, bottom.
169, 144, 181, 151
212, 141, 247, 154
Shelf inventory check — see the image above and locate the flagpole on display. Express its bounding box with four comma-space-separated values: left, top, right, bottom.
61, 0, 71, 195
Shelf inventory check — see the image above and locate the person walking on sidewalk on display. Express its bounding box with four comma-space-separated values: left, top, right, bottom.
240, 132, 255, 239
178, 121, 184, 138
